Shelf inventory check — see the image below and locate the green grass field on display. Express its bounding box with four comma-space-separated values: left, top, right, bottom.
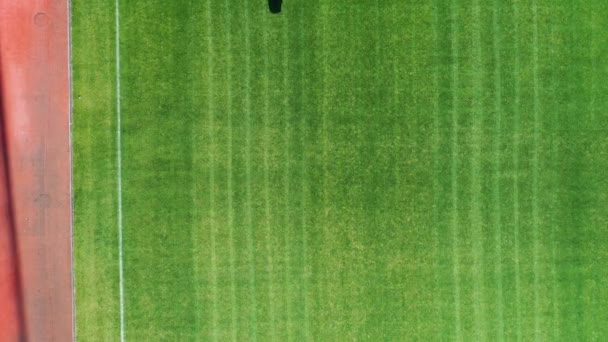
71, 0, 608, 340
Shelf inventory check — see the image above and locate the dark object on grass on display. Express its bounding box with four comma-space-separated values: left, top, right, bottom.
269, 0, 282, 13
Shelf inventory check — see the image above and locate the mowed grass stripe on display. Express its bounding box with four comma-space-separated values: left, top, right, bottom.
531, 1, 542, 339
261, 9, 278, 341
243, 0, 258, 339
389, 2, 435, 337
207, 0, 239, 338
548, 13, 560, 339
296, 4, 312, 339
189, 3, 208, 340
570, 2, 591, 337
318, 2, 333, 338
511, 2, 523, 340
470, 0, 486, 339
431, 0, 443, 337
280, 10, 295, 341
221, 0, 238, 338
393, 3, 415, 335
205, 0, 219, 339
449, 0, 463, 339
264, 8, 293, 340
496, 4, 518, 339
564, 3, 606, 338
247, 6, 275, 340
480, 4, 500, 337
332, 4, 355, 336
557, 6, 577, 338
556, 5, 581, 338
284, 3, 308, 340
455, 2, 483, 338
516, 4, 537, 339
274, 10, 295, 340
71, 0, 119, 339
546, 10, 607, 340
119, 2, 199, 339
227, 3, 249, 339
186, 2, 207, 341
588, 2, 597, 124
538, 5, 558, 338
491, 1, 505, 340
435, 1, 457, 339
587, 4, 608, 336
310, 1, 331, 338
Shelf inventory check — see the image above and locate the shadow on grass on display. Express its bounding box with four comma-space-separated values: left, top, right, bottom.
269, 0, 282, 14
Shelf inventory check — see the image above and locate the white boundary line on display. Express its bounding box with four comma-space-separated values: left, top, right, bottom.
67, 0, 77, 340
115, 0, 125, 340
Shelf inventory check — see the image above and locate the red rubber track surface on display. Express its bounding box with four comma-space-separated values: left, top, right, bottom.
0, 70, 24, 342
0, 1, 72, 341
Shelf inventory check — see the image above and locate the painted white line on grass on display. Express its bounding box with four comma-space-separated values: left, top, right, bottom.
115, 0, 125, 340
67, 0, 77, 339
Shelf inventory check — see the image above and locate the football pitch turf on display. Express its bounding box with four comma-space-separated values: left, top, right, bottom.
71, 0, 608, 340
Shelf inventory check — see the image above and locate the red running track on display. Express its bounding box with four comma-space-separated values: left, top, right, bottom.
0, 0, 72, 341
